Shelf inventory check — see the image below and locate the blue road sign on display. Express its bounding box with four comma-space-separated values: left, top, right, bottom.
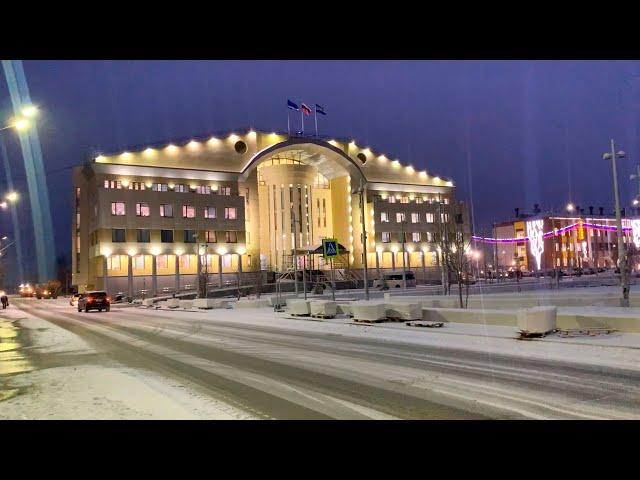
323, 238, 338, 259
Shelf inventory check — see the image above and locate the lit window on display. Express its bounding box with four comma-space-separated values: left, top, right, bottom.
411, 212, 420, 223
443, 197, 449, 205
382, 232, 391, 243
107, 255, 121, 270
179, 255, 190, 270
388, 196, 396, 204
156, 255, 168, 269
204, 207, 217, 219
400, 196, 409, 204
225, 207, 237, 220
206, 231, 217, 243
412, 232, 421, 242
396, 212, 405, 223
381, 212, 390, 223
134, 255, 145, 270
225, 231, 237, 243
160, 204, 173, 217
175, 184, 188, 193
130, 182, 145, 190
111, 202, 126, 216
415, 197, 423, 204
441, 213, 449, 223
136, 203, 150, 217
196, 186, 211, 194
426, 213, 435, 223
182, 205, 195, 218
152, 183, 168, 192
219, 186, 231, 196
425, 232, 434, 242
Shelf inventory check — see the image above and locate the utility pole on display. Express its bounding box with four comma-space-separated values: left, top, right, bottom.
291, 209, 299, 295
604, 139, 630, 307
358, 180, 370, 300
291, 211, 306, 299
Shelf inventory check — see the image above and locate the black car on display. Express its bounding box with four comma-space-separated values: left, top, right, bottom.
77, 291, 111, 312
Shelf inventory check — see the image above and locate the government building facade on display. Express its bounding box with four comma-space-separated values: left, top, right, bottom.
72, 130, 468, 295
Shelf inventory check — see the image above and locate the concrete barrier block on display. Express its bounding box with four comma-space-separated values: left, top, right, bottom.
178, 300, 194, 309
337, 304, 352, 316
142, 298, 155, 307
288, 299, 310, 315
167, 298, 180, 309
352, 302, 387, 321
235, 299, 271, 308
193, 298, 219, 309
310, 300, 337, 317
386, 302, 422, 321
517, 306, 557, 333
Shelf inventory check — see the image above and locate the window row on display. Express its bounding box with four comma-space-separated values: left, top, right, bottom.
379, 195, 449, 205
104, 180, 232, 195
107, 253, 240, 271
110, 229, 238, 244
380, 212, 449, 223
111, 202, 237, 219
380, 231, 436, 243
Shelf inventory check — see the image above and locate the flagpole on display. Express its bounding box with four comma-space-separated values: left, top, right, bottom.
287, 109, 290, 136
301, 102, 304, 135
314, 105, 318, 137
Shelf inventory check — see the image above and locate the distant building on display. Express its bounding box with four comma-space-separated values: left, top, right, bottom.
72, 130, 469, 295
476, 208, 640, 272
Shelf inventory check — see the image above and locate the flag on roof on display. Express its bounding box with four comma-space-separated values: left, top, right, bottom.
301, 103, 312, 115
287, 99, 299, 111
315, 104, 326, 115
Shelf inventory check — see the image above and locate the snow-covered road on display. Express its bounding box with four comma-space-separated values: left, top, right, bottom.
4, 297, 640, 419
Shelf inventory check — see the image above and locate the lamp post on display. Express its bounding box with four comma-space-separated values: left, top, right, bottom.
603, 139, 629, 307
356, 179, 370, 300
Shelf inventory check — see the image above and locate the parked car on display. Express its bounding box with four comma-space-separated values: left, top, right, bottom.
70, 293, 83, 306
77, 291, 111, 312
373, 271, 417, 289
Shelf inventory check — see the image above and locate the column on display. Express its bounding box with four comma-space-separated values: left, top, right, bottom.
391, 252, 396, 270
103, 255, 109, 292
196, 250, 202, 297
151, 254, 158, 298
375, 251, 380, 276
218, 255, 223, 288
421, 251, 426, 283
175, 254, 180, 293
237, 254, 242, 288
127, 255, 133, 299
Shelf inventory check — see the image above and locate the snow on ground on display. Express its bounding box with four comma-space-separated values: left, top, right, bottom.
140, 303, 640, 372
1, 302, 254, 419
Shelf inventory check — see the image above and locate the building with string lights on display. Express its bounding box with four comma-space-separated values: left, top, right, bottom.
475, 209, 640, 273
71, 130, 468, 295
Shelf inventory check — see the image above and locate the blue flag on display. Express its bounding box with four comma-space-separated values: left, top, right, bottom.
315, 104, 326, 115
287, 99, 299, 111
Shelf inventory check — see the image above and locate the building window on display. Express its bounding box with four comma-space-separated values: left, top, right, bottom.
388, 196, 396, 204
219, 186, 231, 195
182, 205, 195, 218
179, 255, 190, 270
400, 196, 409, 204
184, 230, 196, 243
134, 255, 145, 270
441, 213, 449, 223
130, 182, 146, 190
415, 197, 423, 204
206, 231, 217, 243
112, 229, 126, 242
381, 212, 390, 223
160, 230, 174, 243
196, 185, 211, 195
425, 231, 434, 242
411, 212, 420, 223
426, 213, 435, 223
382, 232, 391, 243
225, 207, 237, 220
175, 184, 188, 193
225, 231, 237, 243
104, 180, 122, 189
396, 212, 405, 223
111, 202, 126, 216
136, 202, 150, 217
137, 229, 150, 243
204, 207, 216, 219
412, 232, 421, 242
160, 204, 173, 217
107, 256, 121, 270
156, 255, 168, 269
443, 197, 449, 205
152, 183, 168, 192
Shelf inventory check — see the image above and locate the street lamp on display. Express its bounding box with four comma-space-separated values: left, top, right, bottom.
603, 139, 629, 307
566, 202, 575, 213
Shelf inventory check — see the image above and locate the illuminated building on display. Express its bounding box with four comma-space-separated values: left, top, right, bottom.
72, 131, 465, 294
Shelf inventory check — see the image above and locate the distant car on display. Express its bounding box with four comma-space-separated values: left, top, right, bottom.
77, 291, 111, 312
373, 271, 417, 289
70, 293, 82, 306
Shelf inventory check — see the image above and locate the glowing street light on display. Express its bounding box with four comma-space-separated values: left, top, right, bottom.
21, 105, 38, 118
566, 202, 575, 212
5, 192, 18, 203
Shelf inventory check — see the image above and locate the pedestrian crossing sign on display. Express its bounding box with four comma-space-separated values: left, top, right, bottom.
322, 238, 338, 259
